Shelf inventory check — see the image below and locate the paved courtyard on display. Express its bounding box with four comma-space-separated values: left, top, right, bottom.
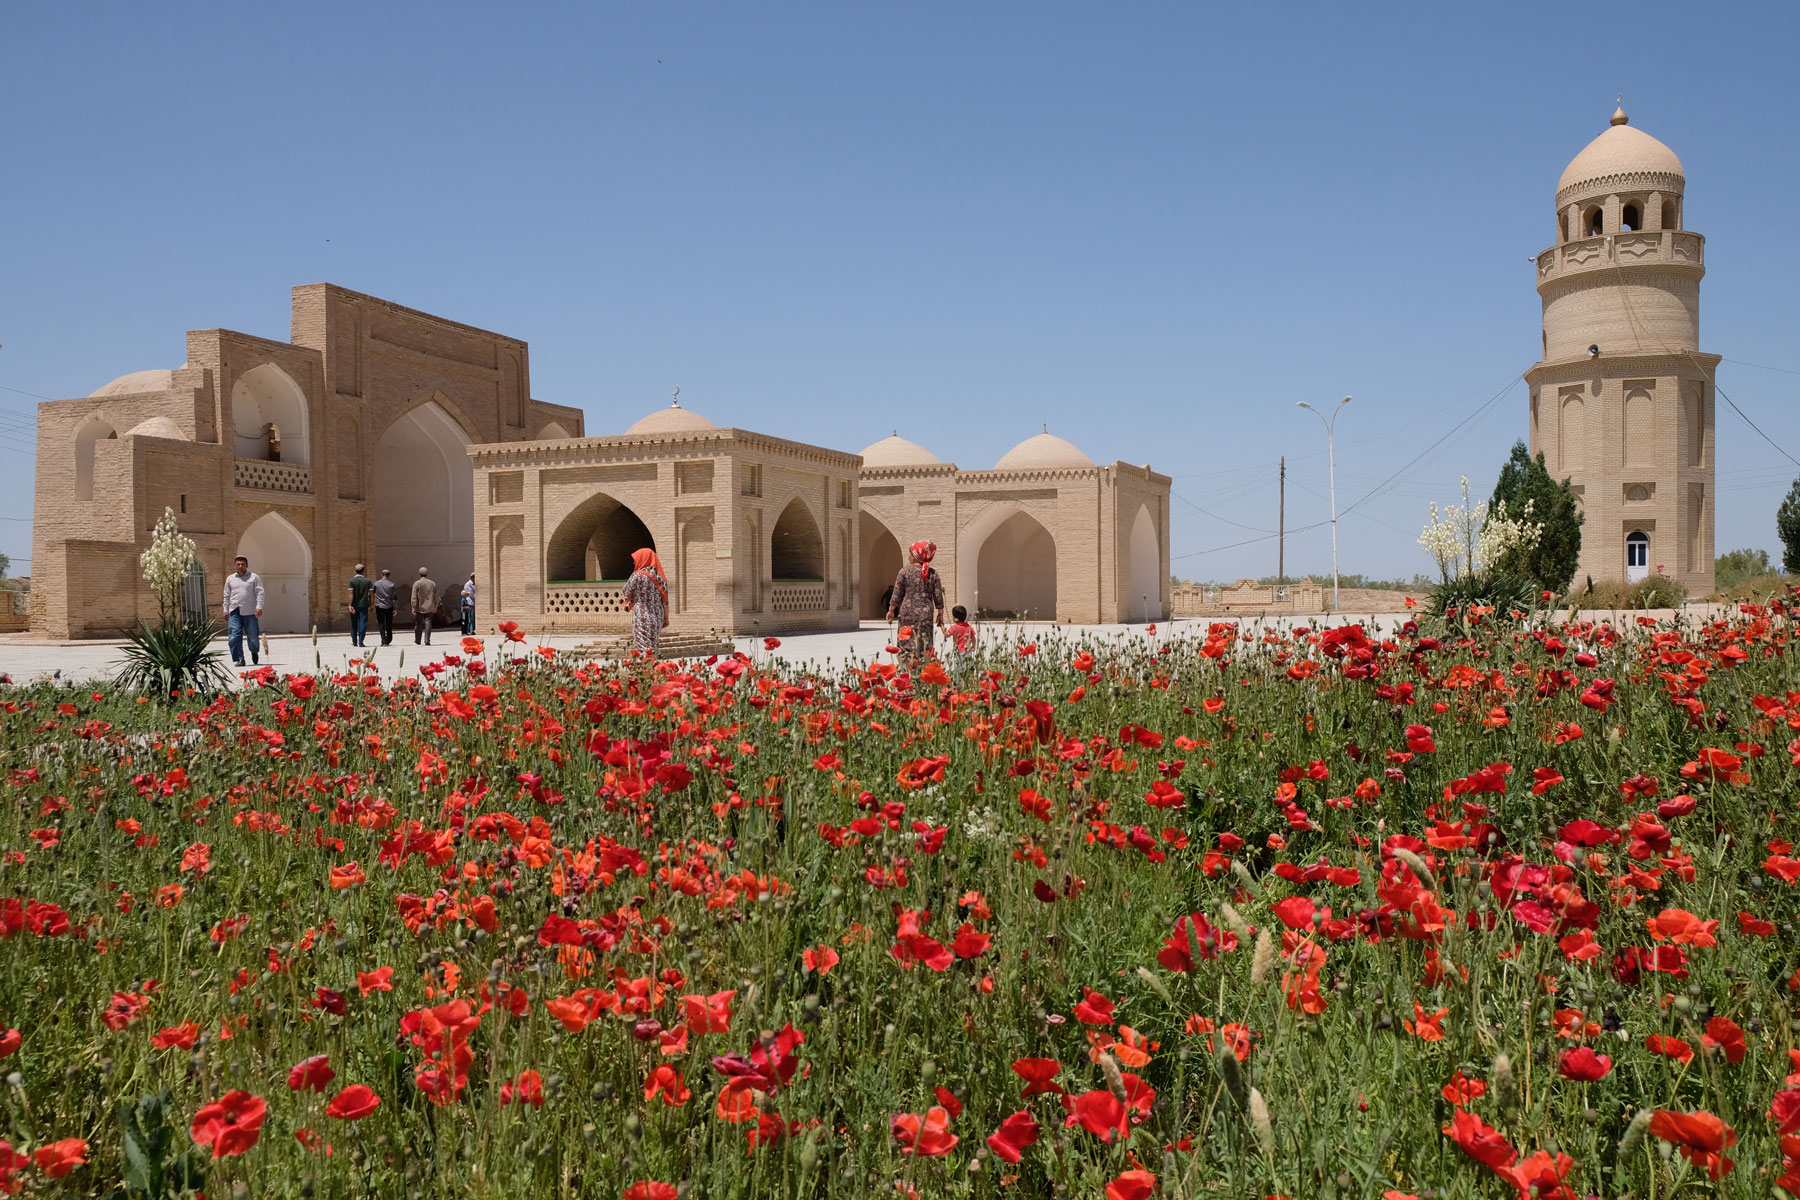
0, 606, 1720, 689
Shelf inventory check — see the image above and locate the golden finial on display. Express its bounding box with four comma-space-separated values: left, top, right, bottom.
1611, 97, 1628, 126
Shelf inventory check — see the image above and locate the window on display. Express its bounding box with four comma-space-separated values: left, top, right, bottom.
1584, 207, 1603, 237
741, 463, 762, 497
1621, 204, 1641, 232
179, 494, 187, 514
1626, 531, 1649, 569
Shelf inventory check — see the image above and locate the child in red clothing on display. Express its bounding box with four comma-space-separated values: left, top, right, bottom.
946, 605, 976, 654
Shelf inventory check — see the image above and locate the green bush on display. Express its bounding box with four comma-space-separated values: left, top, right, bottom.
1714, 547, 1772, 590
1631, 573, 1688, 609
1426, 571, 1539, 618
115, 614, 232, 697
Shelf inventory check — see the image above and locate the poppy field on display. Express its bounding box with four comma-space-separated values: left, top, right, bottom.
3, 605, 1800, 1199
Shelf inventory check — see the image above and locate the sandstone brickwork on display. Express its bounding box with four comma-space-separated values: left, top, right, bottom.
1525, 107, 1716, 593
32, 285, 582, 638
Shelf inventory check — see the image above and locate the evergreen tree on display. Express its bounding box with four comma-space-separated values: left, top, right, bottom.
1779, 477, 1800, 574
1488, 441, 1583, 592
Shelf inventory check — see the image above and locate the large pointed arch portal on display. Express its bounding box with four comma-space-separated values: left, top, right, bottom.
859, 511, 902, 619
958, 503, 1057, 620
373, 400, 474, 588
237, 512, 312, 634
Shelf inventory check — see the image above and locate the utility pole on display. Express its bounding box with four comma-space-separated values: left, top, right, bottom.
1277, 456, 1285, 584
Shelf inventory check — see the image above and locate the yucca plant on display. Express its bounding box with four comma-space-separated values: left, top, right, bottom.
116, 507, 232, 696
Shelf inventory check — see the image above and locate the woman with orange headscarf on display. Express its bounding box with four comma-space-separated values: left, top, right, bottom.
621, 547, 670, 653
885, 540, 945, 671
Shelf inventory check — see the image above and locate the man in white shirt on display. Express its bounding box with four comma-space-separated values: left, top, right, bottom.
460, 573, 476, 636
222, 554, 265, 667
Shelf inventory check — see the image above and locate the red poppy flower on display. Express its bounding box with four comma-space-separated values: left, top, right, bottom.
985, 1109, 1038, 1163
1440, 1070, 1486, 1105
288, 1054, 336, 1093
1702, 1017, 1747, 1064
1068, 1089, 1129, 1142
1270, 896, 1317, 929
1442, 1109, 1515, 1172
32, 1138, 86, 1179
190, 1091, 268, 1159
680, 990, 736, 1036
1557, 1046, 1612, 1081
0, 1141, 29, 1193
150, 1022, 197, 1050
892, 1105, 957, 1156
501, 1069, 545, 1108
1105, 1169, 1156, 1200
1404, 1003, 1448, 1042
1738, 911, 1776, 937
1644, 1034, 1694, 1064
801, 945, 839, 975
1072, 989, 1116, 1025
357, 966, 394, 995
1645, 908, 1718, 946
643, 1064, 691, 1106
1648, 1109, 1737, 1179
1011, 1057, 1063, 1097
325, 1084, 380, 1120
624, 1185, 678, 1200
951, 923, 991, 959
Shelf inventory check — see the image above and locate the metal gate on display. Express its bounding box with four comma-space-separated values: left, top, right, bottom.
179, 560, 208, 626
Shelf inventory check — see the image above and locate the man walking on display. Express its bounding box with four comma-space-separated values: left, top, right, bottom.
411, 566, 439, 645
345, 563, 374, 648
460, 572, 476, 636
222, 554, 264, 667
372, 568, 398, 646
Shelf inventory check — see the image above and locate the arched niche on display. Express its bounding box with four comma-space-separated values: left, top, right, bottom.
771, 498, 824, 581
1128, 504, 1161, 621
536, 420, 573, 440
232, 364, 311, 465
237, 511, 312, 633
372, 400, 474, 585
859, 510, 902, 619
75, 415, 117, 502
546, 493, 654, 583
959, 504, 1057, 620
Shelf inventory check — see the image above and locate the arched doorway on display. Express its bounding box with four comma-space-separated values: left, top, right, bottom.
1626, 531, 1650, 583
972, 510, 1057, 620
859, 511, 902, 619
546, 493, 655, 583
771, 498, 824, 581
232, 364, 311, 464
373, 401, 474, 589
1128, 504, 1161, 622
237, 512, 312, 633
75, 416, 117, 502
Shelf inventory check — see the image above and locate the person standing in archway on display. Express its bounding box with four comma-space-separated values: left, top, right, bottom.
461, 573, 477, 636
222, 554, 264, 667
372, 569, 397, 645
411, 567, 439, 645
621, 548, 669, 655
886, 540, 944, 672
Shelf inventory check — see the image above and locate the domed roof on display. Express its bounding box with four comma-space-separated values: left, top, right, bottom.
1557, 107, 1684, 199
90, 369, 174, 397
625, 398, 717, 436
995, 430, 1094, 472
122, 416, 186, 440
859, 432, 941, 468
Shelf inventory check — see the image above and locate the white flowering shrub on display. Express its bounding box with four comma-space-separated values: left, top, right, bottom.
1421, 483, 1543, 582
140, 507, 197, 620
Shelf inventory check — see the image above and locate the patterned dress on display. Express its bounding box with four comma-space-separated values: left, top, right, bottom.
622, 569, 667, 652
886, 563, 945, 669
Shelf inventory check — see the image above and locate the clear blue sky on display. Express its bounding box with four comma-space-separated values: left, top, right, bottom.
5, 1, 1798, 583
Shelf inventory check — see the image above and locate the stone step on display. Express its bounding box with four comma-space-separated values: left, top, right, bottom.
569, 631, 737, 662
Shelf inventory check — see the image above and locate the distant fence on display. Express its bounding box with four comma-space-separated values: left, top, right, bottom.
1172, 579, 1325, 617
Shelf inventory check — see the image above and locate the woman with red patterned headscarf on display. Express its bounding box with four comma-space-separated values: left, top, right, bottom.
885, 540, 945, 671
622, 547, 670, 654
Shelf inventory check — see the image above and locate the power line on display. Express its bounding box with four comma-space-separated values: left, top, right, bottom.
1723, 357, 1800, 377
1337, 374, 1521, 517
1171, 489, 1276, 534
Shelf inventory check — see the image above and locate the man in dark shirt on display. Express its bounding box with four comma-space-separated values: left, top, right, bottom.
345, 564, 374, 648
371, 568, 399, 646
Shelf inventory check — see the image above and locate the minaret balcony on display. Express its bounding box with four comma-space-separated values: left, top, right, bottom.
1537, 230, 1704, 285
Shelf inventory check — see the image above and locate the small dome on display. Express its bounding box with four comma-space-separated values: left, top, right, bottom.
995, 430, 1094, 472
626, 399, 717, 435
122, 416, 186, 440
1557, 108, 1684, 199
859, 432, 941, 468
90, 369, 174, 397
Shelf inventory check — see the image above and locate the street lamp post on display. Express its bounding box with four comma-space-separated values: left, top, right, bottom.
1296, 396, 1351, 613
